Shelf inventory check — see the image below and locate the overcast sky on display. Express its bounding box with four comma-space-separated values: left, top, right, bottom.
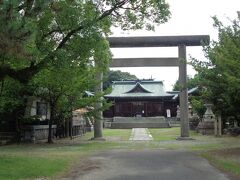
110, 0, 240, 91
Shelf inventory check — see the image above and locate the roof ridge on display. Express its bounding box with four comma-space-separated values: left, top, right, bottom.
113, 80, 163, 84
125, 82, 152, 93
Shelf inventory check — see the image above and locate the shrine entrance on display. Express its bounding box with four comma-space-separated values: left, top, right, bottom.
94, 35, 209, 139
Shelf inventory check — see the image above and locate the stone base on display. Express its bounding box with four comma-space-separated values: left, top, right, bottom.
90, 137, 106, 141
111, 116, 170, 129
176, 137, 195, 141
197, 121, 214, 135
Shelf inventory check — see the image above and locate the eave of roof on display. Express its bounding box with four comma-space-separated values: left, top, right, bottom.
171, 87, 199, 100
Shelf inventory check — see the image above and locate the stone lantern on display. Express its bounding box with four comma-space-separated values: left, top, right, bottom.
197, 103, 215, 135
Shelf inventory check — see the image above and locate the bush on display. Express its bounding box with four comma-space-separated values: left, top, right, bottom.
227, 127, 240, 136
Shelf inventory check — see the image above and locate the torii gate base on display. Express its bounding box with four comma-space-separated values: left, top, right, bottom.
93, 35, 209, 140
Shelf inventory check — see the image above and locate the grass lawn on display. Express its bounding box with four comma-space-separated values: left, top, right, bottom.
0, 155, 71, 180
148, 127, 180, 141
201, 148, 240, 178
0, 128, 240, 179
101, 129, 132, 141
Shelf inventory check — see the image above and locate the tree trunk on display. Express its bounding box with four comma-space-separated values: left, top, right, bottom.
48, 104, 55, 143
48, 120, 53, 143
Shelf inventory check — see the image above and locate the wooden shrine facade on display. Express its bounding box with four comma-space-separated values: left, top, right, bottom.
104, 98, 178, 118
103, 80, 179, 118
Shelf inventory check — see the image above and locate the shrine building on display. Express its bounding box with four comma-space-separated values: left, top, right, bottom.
103, 80, 180, 118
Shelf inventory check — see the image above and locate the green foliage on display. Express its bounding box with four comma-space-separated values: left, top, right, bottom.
0, 79, 25, 113
173, 75, 206, 116
0, 78, 27, 130
191, 13, 240, 123
173, 75, 200, 91
190, 98, 206, 117
103, 70, 138, 90
0, 0, 170, 83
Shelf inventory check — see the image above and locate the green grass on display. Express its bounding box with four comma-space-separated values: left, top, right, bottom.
0, 155, 70, 180
148, 127, 180, 141
202, 153, 240, 176
149, 127, 207, 141
149, 127, 180, 141
81, 129, 131, 141
102, 129, 132, 140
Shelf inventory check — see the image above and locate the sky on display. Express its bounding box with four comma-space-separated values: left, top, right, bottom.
110, 0, 240, 91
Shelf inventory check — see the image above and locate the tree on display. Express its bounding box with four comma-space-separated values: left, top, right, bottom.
32, 58, 99, 143
172, 75, 206, 117
0, 0, 171, 139
0, 0, 171, 84
191, 13, 240, 125
172, 75, 200, 91
103, 70, 138, 90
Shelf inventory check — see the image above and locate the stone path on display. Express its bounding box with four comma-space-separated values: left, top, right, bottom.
129, 128, 153, 141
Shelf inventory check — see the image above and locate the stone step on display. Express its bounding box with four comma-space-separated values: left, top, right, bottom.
111, 122, 170, 129
113, 116, 166, 123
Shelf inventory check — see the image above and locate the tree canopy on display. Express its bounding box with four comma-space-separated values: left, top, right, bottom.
172, 75, 200, 91
0, 0, 171, 84
191, 13, 240, 123
103, 70, 138, 90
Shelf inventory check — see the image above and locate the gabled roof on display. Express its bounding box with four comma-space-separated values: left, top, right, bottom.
105, 80, 173, 98
125, 82, 152, 93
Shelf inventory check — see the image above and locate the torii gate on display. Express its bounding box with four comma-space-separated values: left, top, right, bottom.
94, 35, 210, 140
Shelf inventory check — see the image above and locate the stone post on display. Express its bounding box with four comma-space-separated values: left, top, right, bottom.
178, 45, 190, 138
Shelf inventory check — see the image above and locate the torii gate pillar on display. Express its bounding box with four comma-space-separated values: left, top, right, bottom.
178, 45, 189, 137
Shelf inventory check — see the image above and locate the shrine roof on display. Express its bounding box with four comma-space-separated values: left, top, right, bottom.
105, 80, 174, 98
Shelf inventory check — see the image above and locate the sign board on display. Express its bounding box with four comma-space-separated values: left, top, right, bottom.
166, 109, 171, 118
